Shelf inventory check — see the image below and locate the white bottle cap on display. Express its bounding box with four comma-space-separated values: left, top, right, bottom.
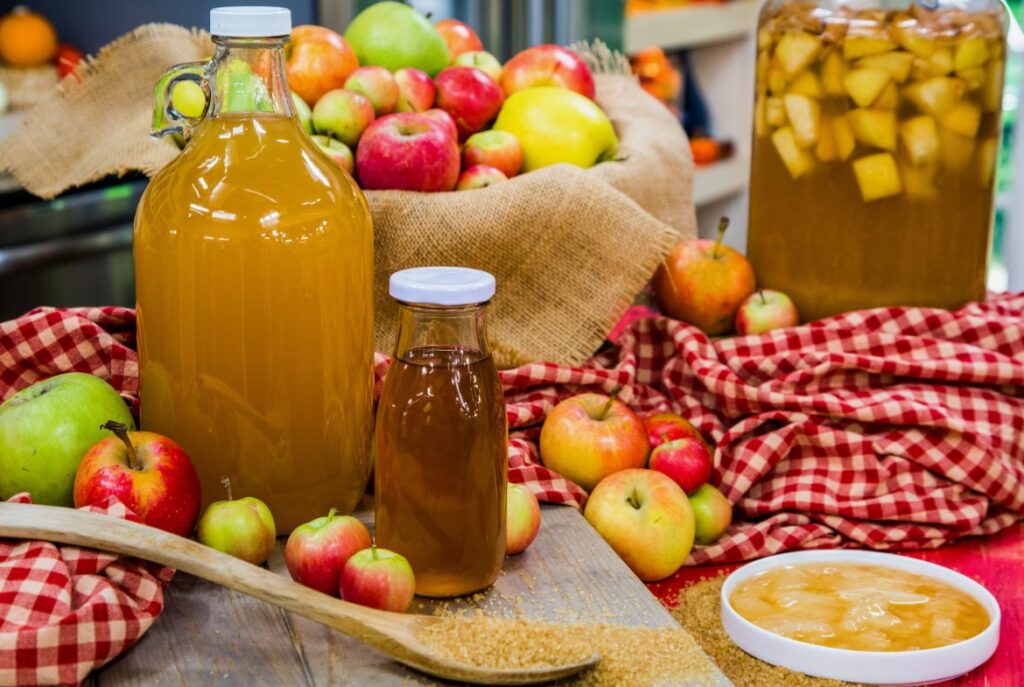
210, 7, 291, 37
389, 267, 496, 306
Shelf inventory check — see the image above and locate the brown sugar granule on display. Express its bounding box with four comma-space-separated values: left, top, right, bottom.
672, 576, 866, 687
418, 616, 719, 685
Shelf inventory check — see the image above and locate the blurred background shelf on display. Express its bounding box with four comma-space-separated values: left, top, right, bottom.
624, 0, 761, 53
693, 156, 748, 207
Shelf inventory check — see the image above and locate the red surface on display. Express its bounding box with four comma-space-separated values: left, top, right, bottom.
651, 522, 1024, 686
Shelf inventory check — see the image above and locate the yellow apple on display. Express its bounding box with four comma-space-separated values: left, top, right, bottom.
492, 86, 617, 172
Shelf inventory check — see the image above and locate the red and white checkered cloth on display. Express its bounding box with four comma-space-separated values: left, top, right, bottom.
0, 493, 172, 686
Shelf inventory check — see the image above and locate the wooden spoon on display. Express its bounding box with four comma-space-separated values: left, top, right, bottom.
0, 502, 598, 685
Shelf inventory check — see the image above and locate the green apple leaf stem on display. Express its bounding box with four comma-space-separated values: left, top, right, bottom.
100, 420, 140, 470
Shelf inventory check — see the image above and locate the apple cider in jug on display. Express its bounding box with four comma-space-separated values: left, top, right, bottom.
134, 7, 374, 532
747, 0, 1006, 321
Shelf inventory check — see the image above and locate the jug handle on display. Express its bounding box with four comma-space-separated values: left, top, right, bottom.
152, 61, 210, 139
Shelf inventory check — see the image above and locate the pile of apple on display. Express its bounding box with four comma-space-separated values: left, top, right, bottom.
539, 390, 731, 581
284, 1, 616, 191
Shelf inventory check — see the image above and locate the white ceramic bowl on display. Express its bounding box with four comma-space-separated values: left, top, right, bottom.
720, 550, 1001, 686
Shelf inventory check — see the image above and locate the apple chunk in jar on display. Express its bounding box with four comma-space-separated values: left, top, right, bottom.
747, 0, 1006, 322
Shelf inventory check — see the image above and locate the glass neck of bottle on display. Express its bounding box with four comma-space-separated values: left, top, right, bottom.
207, 36, 294, 118
393, 303, 491, 362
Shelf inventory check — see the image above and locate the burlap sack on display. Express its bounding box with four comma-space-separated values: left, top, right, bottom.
0, 24, 694, 367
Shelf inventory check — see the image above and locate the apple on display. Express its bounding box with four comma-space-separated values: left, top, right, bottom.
434, 66, 505, 140
453, 51, 503, 84
648, 437, 712, 495
286, 25, 358, 106
0, 372, 135, 506
356, 112, 460, 192
462, 130, 522, 177
339, 547, 416, 612
196, 479, 276, 565
506, 483, 541, 555
285, 508, 372, 596
344, 2, 449, 77
493, 87, 617, 172
689, 483, 732, 546
539, 391, 649, 492
736, 289, 800, 335
312, 89, 375, 147
421, 108, 458, 140
73, 422, 201, 536
311, 135, 354, 175
344, 66, 399, 116
291, 91, 313, 133
394, 67, 435, 112
456, 164, 507, 190
643, 412, 710, 454
435, 18, 483, 62
654, 217, 756, 336
500, 45, 596, 100
584, 469, 695, 582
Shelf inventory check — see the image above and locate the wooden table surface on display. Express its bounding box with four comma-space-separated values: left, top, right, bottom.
87, 504, 732, 686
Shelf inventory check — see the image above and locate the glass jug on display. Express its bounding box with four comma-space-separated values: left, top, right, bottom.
374, 267, 508, 597
747, 0, 1007, 321
134, 7, 375, 532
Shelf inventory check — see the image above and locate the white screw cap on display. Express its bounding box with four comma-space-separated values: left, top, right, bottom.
210, 6, 291, 37
389, 267, 496, 306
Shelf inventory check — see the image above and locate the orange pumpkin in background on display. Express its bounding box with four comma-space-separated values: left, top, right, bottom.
0, 6, 58, 67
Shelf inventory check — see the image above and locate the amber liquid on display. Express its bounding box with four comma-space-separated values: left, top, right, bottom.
748, 3, 1003, 321
730, 563, 990, 651
375, 346, 508, 597
134, 114, 375, 532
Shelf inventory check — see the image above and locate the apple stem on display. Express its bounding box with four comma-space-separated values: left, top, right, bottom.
101, 420, 139, 470
598, 385, 622, 421
371, 546, 379, 561
626, 489, 641, 510
712, 216, 730, 259
759, 289, 767, 306
326, 507, 337, 524
221, 477, 233, 501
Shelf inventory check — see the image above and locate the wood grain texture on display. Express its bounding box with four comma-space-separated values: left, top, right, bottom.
90, 504, 731, 686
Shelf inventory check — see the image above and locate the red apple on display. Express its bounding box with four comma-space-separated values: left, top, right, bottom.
339, 547, 416, 612
394, 67, 436, 112
312, 89, 375, 147
73, 421, 201, 537
453, 50, 502, 83
434, 66, 505, 140
456, 164, 507, 190
539, 391, 650, 492
654, 217, 756, 336
356, 112, 460, 191
736, 289, 800, 335
421, 108, 458, 140
286, 25, 359, 106
500, 44, 596, 100
506, 483, 541, 555
643, 412, 710, 454
344, 66, 399, 116
312, 135, 354, 175
435, 18, 483, 61
285, 508, 372, 596
689, 483, 732, 546
462, 130, 522, 177
584, 469, 695, 581
196, 479, 276, 565
648, 437, 712, 495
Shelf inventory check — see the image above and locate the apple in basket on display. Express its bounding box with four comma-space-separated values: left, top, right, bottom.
0, 372, 136, 507
643, 412, 711, 454
654, 216, 756, 336
539, 390, 650, 492
73, 421, 202, 537
648, 436, 713, 495
434, 18, 484, 62
344, 66, 399, 116
457, 164, 507, 191
197, 479, 277, 565
735, 289, 800, 335
434, 66, 506, 140
462, 129, 523, 178
453, 51, 503, 84
394, 68, 436, 113
312, 135, 354, 175
421, 108, 458, 139
286, 25, 358, 106
286, 508, 372, 596
688, 483, 732, 546
312, 88, 375, 148
356, 112, 460, 192
506, 483, 542, 555
500, 44, 596, 99
339, 547, 416, 612
584, 469, 695, 581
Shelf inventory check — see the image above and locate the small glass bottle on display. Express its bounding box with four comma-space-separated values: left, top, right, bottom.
374, 267, 508, 598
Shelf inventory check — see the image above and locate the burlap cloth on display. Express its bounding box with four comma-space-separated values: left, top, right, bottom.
0, 24, 695, 367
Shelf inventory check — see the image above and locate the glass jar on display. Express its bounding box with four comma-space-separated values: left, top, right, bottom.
374, 267, 508, 598
747, 0, 1007, 321
135, 7, 375, 532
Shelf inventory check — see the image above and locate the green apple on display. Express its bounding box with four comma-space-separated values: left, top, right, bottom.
0, 373, 135, 506
344, 1, 450, 77
197, 479, 277, 565
688, 483, 733, 546
292, 90, 313, 134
